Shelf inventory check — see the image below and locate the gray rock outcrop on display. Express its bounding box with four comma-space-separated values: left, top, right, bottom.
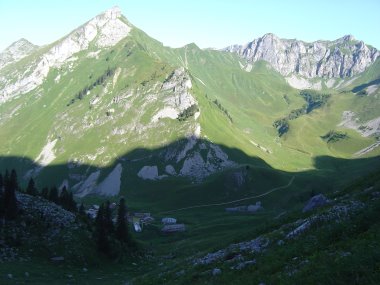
224, 34, 379, 79
0, 38, 38, 70
302, 194, 329, 212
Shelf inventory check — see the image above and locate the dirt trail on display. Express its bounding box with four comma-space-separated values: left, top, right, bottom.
161, 176, 295, 214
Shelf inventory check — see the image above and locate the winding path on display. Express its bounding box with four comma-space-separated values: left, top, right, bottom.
160, 176, 295, 214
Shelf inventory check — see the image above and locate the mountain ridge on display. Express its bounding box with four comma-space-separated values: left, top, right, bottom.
0, 6, 379, 196
223, 33, 379, 79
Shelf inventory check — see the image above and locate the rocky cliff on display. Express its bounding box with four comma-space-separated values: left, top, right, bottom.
224, 34, 379, 79
0, 38, 38, 70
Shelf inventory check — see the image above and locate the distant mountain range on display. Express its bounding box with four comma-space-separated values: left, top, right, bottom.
0, 6, 379, 198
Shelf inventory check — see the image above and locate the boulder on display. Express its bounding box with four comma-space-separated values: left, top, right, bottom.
247, 202, 263, 213
212, 268, 222, 276
161, 217, 177, 224
161, 224, 186, 233
225, 206, 247, 212
50, 256, 65, 262
302, 194, 329, 212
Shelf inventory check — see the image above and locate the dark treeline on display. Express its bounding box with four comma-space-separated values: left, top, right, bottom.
0, 169, 77, 221
0, 169, 135, 257
0, 169, 18, 221
67, 67, 116, 106
94, 198, 133, 257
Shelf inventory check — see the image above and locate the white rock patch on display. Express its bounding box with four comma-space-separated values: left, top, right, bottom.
180, 152, 206, 178
194, 125, 201, 138
94, 163, 122, 196
165, 165, 177, 175
367, 85, 379, 95
35, 139, 57, 166
138, 166, 159, 180
325, 78, 336, 88
151, 107, 178, 122
75, 170, 100, 198
176, 136, 197, 162
339, 111, 380, 137
286, 75, 322, 90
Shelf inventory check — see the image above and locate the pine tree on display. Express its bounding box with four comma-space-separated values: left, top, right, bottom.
79, 202, 85, 216
68, 192, 77, 212
41, 187, 49, 199
104, 200, 114, 233
59, 186, 69, 208
94, 204, 109, 254
115, 198, 129, 243
4, 169, 18, 220
48, 186, 59, 204
9, 169, 18, 192
26, 178, 37, 196
0, 173, 4, 221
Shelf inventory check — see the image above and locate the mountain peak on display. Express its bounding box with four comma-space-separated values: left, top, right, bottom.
2, 38, 36, 53
99, 6, 122, 20
0, 38, 38, 70
262, 33, 279, 40
342, 34, 355, 42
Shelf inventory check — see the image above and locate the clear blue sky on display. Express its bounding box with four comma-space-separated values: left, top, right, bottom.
1, 0, 379, 52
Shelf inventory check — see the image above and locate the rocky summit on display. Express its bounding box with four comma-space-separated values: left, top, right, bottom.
224, 33, 379, 79
0, 6, 380, 285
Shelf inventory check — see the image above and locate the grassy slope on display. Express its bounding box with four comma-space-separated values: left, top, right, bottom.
1, 23, 380, 285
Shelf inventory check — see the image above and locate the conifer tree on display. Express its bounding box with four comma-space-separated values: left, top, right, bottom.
59, 186, 69, 208
68, 192, 77, 212
0, 173, 4, 221
95, 204, 109, 254
41, 187, 49, 199
79, 202, 85, 216
104, 200, 114, 233
9, 169, 18, 192
4, 169, 18, 220
115, 198, 129, 243
48, 186, 59, 204
26, 178, 37, 196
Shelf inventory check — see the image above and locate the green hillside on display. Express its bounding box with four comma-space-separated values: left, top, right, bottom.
0, 7, 380, 284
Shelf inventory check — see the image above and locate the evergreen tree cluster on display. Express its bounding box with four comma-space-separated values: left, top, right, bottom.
273, 90, 330, 136
67, 67, 116, 106
213, 99, 233, 122
94, 198, 132, 255
1, 169, 135, 258
0, 169, 78, 219
177, 104, 199, 121
0, 169, 19, 221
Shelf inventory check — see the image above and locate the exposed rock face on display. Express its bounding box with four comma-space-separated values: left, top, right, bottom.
0, 38, 38, 70
0, 6, 131, 103
137, 165, 160, 180
152, 67, 196, 122
303, 194, 329, 212
339, 111, 380, 138
224, 34, 379, 78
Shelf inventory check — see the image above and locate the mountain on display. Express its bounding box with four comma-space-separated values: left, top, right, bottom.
0, 6, 379, 195
224, 33, 379, 79
0, 38, 38, 70
0, 6, 380, 284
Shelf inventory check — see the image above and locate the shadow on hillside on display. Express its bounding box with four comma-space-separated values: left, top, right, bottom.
0, 138, 379, 210
351, 77, 380, 93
